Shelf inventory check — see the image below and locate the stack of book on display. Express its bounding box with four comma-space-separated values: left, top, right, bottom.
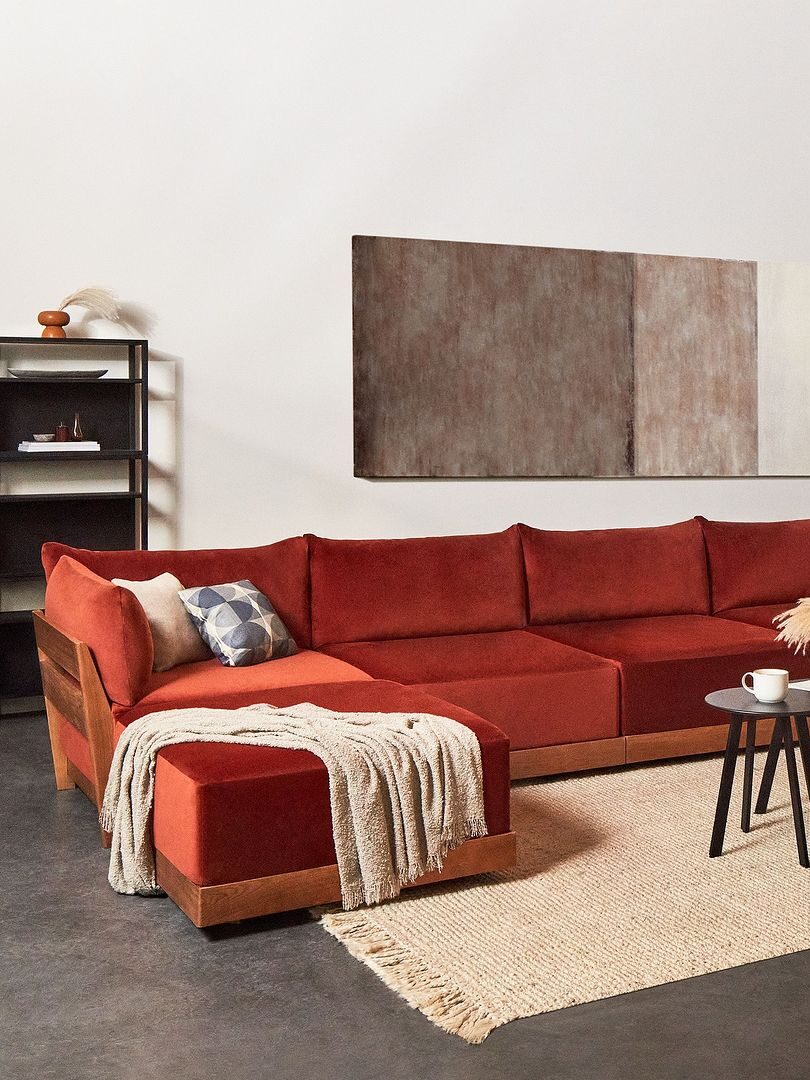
18, 441, 101, 452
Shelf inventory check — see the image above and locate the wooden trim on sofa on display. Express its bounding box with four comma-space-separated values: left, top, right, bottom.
156, 831, 518, 928
512, 722, 790, 778
33, 610, 115, 846
625, 720, 779, 763
510, 737, 625, 779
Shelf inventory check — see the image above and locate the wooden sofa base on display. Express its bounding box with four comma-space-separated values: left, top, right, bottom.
625, 719, 780, 763
156, 832, 517, 928
510, 721, 783, 779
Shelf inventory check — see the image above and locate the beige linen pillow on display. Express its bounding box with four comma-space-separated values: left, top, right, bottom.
112, 573, 211, 672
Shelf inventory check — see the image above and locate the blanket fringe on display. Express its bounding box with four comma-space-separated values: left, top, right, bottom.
319, 912, 502, 1044
340, 818, 490, 908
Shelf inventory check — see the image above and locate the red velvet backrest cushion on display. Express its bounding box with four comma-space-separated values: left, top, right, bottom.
45, 556, 153, 706
698, 516, 810, 611
309, 527, 526, 646
41, 537, 312, 647
519, 518, 710, 624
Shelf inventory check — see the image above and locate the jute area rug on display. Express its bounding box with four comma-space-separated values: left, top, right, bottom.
317, 752, 810, 1043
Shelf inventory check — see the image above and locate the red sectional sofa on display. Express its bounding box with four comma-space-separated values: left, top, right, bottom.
35, 516, 810, 925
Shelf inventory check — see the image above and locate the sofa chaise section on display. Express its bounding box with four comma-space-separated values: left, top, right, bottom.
118, 680, 511, 890
36, 541, 516, 924
39, 610, 514, 927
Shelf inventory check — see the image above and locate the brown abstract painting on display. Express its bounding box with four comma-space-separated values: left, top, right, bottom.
633, 254, 757, 476
353, 236, 791, 478
353, 237, 634, 477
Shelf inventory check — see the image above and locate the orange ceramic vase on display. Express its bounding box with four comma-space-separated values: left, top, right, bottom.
37, 311, 70, 338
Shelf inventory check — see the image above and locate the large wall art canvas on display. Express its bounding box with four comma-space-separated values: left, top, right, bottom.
352, 235, 808, 478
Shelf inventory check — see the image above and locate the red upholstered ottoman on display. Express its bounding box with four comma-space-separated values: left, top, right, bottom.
115, 680, 514, 926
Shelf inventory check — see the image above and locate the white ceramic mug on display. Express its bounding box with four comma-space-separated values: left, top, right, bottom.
741, 668, 789, 703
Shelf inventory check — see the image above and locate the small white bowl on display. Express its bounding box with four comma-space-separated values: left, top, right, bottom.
32, 433, 56, 442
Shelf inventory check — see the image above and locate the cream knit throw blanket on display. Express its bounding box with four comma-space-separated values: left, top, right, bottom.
100, 702, 487, 909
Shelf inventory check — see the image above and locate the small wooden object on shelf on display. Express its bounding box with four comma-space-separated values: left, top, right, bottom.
37, 311, 70, 339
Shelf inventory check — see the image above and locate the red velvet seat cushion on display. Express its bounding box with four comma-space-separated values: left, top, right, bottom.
115, 681, 511, 887
45, 556, 153, 706
718, 605, 789, 629
323, 631, 620, 750
41, 536, 312, 647
308, 527, 525, 646
111, 650, 373, 725
321, 629, 599, 682
532, 615, 810, 735
519, 519, 710, 623
699, 517, 810, 613
411, 674, 618, 752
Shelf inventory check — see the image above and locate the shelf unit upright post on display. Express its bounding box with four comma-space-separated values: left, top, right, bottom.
0, 337, 149, 712
128, 339, 149, 548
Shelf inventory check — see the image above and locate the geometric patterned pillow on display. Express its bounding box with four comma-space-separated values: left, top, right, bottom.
177, 579, 298, 667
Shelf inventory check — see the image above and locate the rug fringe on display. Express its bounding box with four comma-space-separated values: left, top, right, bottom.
319, 911, 502, 1044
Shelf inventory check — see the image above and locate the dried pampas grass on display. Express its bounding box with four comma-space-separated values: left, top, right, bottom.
59, 287, 120, 322
774, 599, 810, 653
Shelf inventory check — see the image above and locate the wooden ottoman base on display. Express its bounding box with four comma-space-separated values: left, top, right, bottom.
156, 831, 517, 928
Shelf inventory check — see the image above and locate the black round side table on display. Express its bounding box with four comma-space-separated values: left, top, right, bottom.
705, 688, 810, 867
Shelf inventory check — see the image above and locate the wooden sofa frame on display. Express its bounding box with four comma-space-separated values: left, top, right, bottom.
35, 610, 782, 925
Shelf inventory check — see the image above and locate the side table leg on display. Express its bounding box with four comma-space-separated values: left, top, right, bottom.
741, 717, 756, 833
710, 714, 743, 858
755, 721, 783, 815
782, 716, 810, 868
794, 715, 810, 798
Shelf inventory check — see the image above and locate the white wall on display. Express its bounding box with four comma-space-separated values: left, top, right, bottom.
3, 0, 810, 548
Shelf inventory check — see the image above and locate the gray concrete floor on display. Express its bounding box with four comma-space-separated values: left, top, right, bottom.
3, 713, 810, 1080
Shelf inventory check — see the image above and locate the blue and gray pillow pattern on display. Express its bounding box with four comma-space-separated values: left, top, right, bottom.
178, 580, 297, 667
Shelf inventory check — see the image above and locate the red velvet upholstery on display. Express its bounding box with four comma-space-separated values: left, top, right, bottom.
309, 527, 525, 646
718, 604, 789, 629
698, 517, 810, 614
412, 674, 618, 751
322, 630, 598, 682
116, 681, 511, 887
41, 536, 312, 647
519, 519, 710, 623
45, 556, 153, 706
532, 615, 810, 735
111, 650, 373, 725
322, 631, 619, 750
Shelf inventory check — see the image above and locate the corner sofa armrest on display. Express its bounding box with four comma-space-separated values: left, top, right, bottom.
44, 555, 154, 707
33, 611, 117, 840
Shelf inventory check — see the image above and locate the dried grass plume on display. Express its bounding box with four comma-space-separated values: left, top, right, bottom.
774, 599, 810, 653
59, 287, 120, 322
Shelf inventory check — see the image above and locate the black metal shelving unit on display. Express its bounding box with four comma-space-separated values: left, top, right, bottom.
0, 337, 148, 709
